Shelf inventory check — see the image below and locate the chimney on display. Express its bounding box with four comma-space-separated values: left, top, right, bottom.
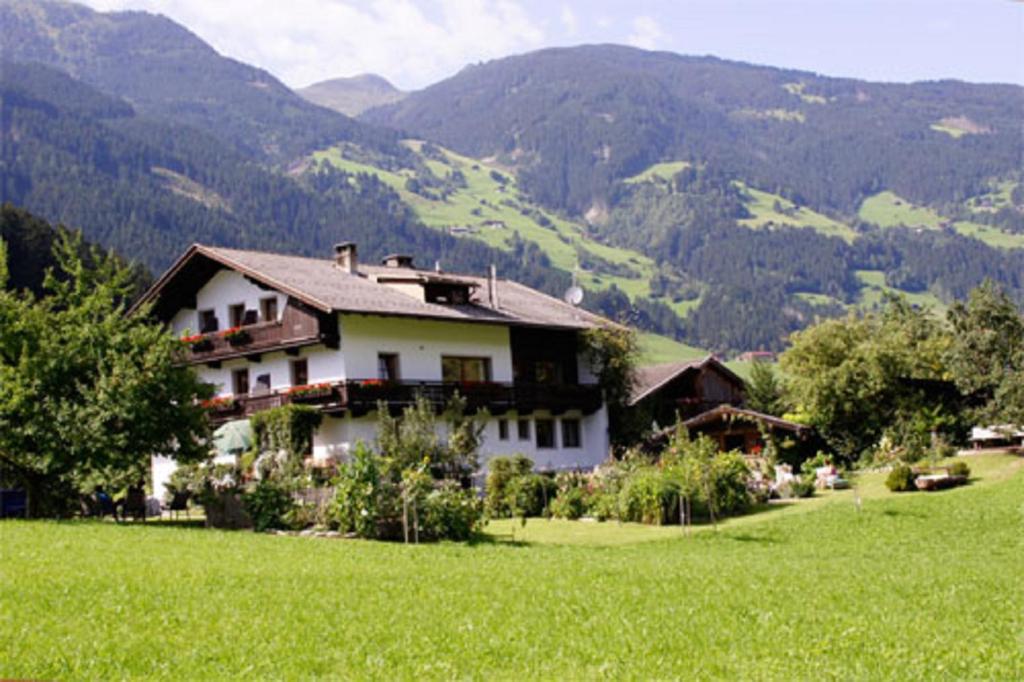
488, 264, 500, 310
382, 254, 415, 269
334, 242, 357, 274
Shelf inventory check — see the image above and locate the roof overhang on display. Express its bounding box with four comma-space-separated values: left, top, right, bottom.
129, 244, 335, 320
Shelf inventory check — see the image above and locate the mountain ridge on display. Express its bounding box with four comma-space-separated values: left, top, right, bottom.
298, 74, 406, 117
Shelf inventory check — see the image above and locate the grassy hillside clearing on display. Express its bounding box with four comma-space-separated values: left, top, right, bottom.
855, 270, 948, 313
859, 191, 1024, 250
311, 143, 659, 300
623, 160, 692, 184
2, 454, 1020, 679
736, 182, 856, 242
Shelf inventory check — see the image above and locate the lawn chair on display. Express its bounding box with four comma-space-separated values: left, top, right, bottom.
117, 486, 148, 522
165, 490, 191, 520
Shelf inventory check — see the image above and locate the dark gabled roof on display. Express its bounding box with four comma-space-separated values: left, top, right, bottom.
132, 244, 612, 331
628, 355, 745, 406
682, 404, 808, 433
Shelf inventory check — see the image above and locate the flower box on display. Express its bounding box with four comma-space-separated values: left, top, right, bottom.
287, 383, 334, 401
180, 333, 214, 352
201, 396, 237, 412
220, 326, 251, 346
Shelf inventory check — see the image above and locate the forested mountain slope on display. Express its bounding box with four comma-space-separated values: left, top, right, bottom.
0, 62, 570, 297
366, 45, 1022, 218
0, 0, 404, 162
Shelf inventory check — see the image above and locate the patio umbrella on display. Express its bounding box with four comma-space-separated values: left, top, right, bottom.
212, 419, 253, 457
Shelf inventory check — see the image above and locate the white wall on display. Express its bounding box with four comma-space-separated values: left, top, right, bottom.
311, 407, 610, 473
339, 314, 512, 382
195, 344, 343, 397
171, 270, 284, 336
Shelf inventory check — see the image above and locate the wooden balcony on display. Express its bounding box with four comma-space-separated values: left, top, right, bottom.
208, 380, 603, 424
181, 321, 321, 364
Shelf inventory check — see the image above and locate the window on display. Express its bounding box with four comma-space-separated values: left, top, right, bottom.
253, 373, 271, 394
291, 359, 308, 386
498, 419, 509, 441
561, 418, 581, 448
517, 419, 530, 441
378, 353, 400, 381
442, 356, 491, 383
260, 297, 278, 322
199, 309, 218, 333
231, 368, 249, 395
535, 361, 563, 385
535, 419, 555, 449
228, 303, 246, 328
426, 283, 471, 304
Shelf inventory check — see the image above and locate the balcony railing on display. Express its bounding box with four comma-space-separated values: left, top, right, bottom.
207, 380, 603, 424
180, 322, 320, 363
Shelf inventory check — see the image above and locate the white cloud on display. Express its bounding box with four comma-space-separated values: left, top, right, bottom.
626, 15, 664, 51
559, 4, 578, 37
77, 0, 545, 89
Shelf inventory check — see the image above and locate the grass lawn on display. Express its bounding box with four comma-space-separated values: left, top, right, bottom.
3, 454, 1022, 679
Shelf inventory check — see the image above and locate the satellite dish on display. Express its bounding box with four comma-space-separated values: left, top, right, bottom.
564, 285, 584, 306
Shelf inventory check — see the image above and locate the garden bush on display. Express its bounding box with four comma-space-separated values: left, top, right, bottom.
505, 473, 556, 519
618, 467, 678, 525
484, 455, 535, 517
420, 481, 484, 541
886, 463, 917, 492
242, 480, 295, 532
329, 443, 385, 538
549, 472, 591, 520
948, 460, 971, 478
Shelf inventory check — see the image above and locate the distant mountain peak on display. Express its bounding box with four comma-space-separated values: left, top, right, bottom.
297, 73, 406, 117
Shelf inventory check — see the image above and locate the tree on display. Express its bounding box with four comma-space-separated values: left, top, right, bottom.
781, 296, 954, 463
745, 361, 786, 416
0, 232, 213, 516
580, 326, 640, 449
946, 280, 1024, 425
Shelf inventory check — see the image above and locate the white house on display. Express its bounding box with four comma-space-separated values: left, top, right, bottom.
136, 242, 615, 495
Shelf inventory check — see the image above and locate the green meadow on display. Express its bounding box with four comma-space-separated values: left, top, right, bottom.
858, 190, 1024, 250
3, 453, 1021, 679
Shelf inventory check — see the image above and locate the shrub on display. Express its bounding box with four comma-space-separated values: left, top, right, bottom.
886, 463, 917, 492
420, 481, 484, 541
549, 487, 586, 520
505, 473, 555, 519
618, 467, 678, 525
329, 443, 384, 538
948, 460, 971, 478
709, 452, 754, 516
242, 480, 295, 532
484, 455, 535, 517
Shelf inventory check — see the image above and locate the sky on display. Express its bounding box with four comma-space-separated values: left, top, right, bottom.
80, 0, 1024, 90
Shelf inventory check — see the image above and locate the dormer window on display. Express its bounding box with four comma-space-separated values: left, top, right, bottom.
425, 283, 471, 305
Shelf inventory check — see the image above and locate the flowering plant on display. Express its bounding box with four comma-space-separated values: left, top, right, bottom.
201, 396, 237, 410
220, 326, 250, 345
287, 382, 333, 398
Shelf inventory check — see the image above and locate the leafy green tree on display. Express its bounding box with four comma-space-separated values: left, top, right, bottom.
0, 232, 213, 516
581, 326, 640, 448
745, 361, 787, 416
946, 280, 1024, 425
781, 296, 954, 463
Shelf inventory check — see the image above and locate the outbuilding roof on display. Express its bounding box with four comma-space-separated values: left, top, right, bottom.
134, 244, 611, 331
628, 355, 745, 406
